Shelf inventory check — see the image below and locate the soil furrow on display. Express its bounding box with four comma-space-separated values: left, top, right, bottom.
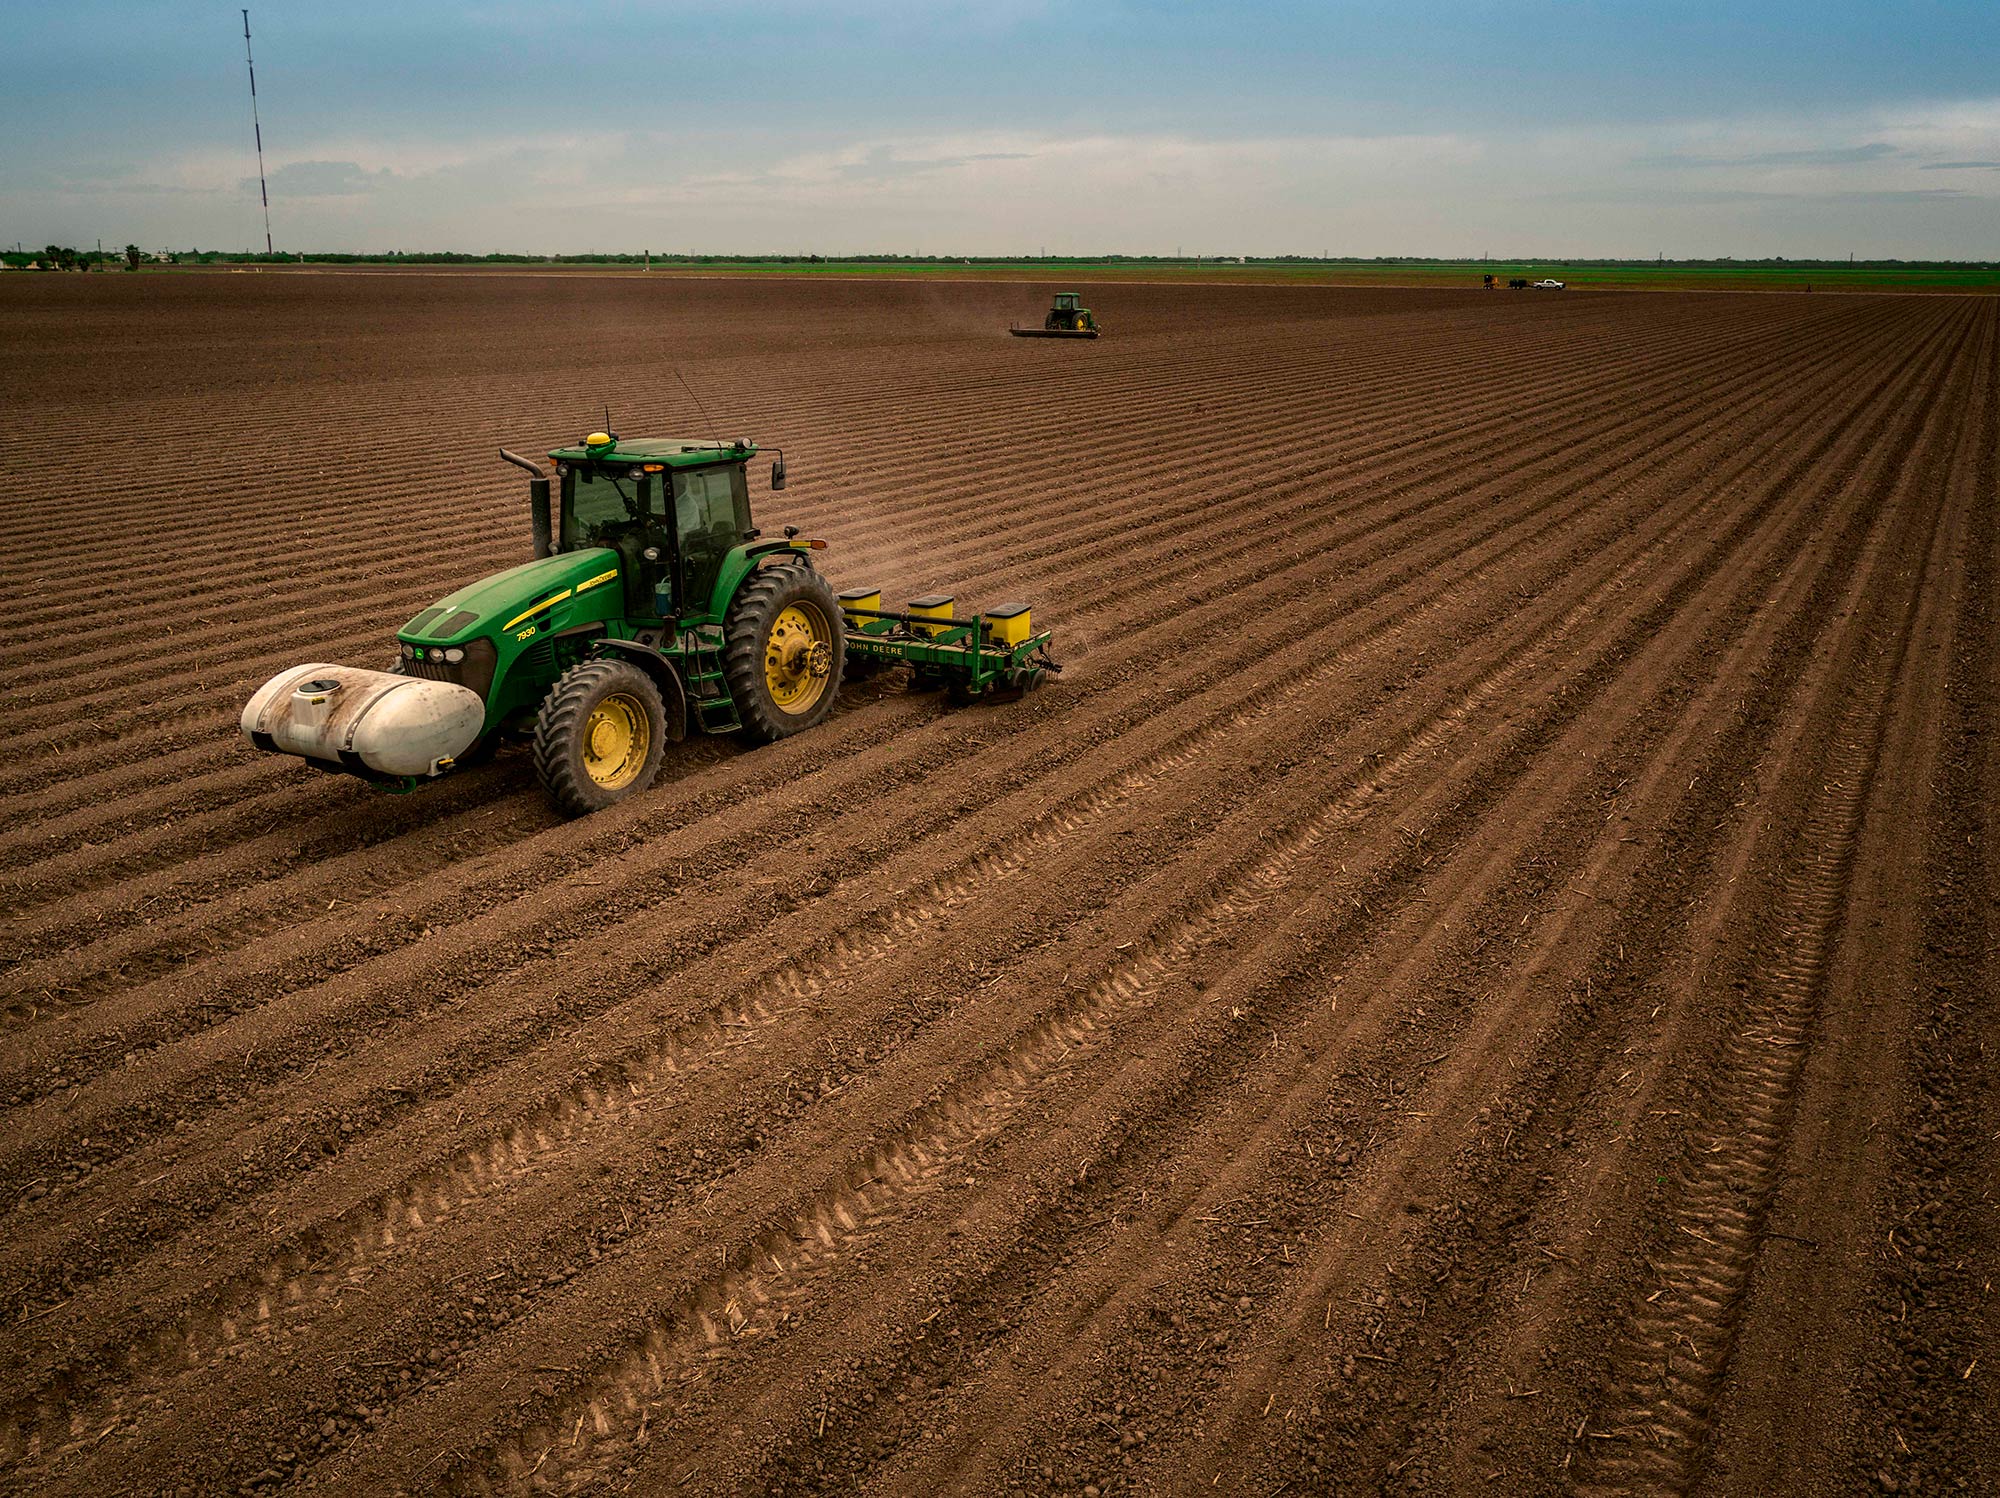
680, 298, 1981, 1498
0, 296, 1824, 808
1, 277, 1982, 1498
308, 300, 1904, 1488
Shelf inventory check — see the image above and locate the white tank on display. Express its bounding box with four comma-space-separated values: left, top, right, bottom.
242, 663, 485, 778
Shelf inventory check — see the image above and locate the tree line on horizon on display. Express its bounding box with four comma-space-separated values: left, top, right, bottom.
6, 246, 1992, 272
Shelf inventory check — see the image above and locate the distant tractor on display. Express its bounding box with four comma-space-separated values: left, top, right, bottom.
242, 432, 1059, 816
1011, 291, 1101, 339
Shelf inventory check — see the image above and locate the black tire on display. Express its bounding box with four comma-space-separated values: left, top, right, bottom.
723, 563, 845, 743
531, 658, 667, 817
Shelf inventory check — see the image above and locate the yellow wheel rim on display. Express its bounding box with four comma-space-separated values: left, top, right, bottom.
765, 602, 834, 715
582, 692, 650, 789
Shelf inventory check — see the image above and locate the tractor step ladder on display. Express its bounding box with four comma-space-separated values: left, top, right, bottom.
682, 626, 742, 732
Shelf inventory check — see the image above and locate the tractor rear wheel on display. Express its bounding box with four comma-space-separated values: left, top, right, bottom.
532, 658, 668, 816
724, 563, 845, 743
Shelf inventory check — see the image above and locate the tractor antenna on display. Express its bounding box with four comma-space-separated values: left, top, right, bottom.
675, 369, 723, 450
603, 401, 613, 437
241, 11, 274, 257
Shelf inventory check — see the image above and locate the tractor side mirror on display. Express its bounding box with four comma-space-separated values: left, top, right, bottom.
770, 457, 787, 491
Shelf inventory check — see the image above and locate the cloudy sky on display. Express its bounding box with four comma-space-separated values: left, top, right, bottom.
3, 1, 1997, 258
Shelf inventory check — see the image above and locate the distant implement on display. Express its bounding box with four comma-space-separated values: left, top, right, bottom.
1011, 291, 1101, 339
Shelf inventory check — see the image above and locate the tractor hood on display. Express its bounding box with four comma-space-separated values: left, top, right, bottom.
398, 549, 622, 644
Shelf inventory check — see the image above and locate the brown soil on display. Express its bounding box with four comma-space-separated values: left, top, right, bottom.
0, 275, 1993, 1497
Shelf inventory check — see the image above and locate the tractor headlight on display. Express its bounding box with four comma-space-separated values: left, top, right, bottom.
444, 648, 465, 663
428, 647, 445, 663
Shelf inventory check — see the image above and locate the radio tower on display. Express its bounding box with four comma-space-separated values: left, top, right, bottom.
242, 10, 273, 255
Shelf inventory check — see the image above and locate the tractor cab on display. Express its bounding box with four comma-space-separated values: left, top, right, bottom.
546, 434, 765, 622
1045, 292, 1095, 332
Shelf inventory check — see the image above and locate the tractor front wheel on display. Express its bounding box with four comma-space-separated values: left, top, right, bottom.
724, 563, 845, 743
532, 658, 668, 816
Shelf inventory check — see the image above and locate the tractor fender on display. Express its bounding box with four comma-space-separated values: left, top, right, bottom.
590, 640, 688, 741
742, 539, 816, 564
707, 542, 820, 618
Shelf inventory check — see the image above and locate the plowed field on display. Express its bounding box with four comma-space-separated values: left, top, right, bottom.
2, 275, 1994, 1496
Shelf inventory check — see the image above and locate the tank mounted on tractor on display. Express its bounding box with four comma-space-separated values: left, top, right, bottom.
1010, 291, 1101, 339
242, 431, 1059, 816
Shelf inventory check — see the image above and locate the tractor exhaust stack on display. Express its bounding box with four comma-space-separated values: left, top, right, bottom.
500, 448, 553, 558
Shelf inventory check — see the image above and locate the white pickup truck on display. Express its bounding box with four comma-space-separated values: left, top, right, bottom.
1531, 278, 1566, 290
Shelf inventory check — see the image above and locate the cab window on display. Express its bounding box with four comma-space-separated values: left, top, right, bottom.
673, 467, 744, 549
560, 463, 661, 548
673, 465, 751, 614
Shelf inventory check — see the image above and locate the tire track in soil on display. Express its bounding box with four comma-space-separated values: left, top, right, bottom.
1569, 310, 1987, 1494
1221, 299, 1987, 1498
1567, 634, 1936, 1484
1686, 305, 1998, 1495
1837, 311, 2000, 1496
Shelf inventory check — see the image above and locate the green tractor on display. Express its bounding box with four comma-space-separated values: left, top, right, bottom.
1010, 291, 1101, 339
242, 431, 1059, 816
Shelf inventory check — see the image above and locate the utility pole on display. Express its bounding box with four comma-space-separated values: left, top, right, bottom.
242, 10, 274, 256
